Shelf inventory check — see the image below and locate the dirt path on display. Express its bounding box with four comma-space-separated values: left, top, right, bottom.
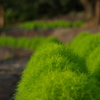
0, 47, 32, 100
53, 26, 100, 42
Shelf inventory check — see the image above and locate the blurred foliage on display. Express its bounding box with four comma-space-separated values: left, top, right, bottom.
0, 36, 61, 50
0, 0, 83, 24
69, 32, 100, 58
20, 20, 84, 30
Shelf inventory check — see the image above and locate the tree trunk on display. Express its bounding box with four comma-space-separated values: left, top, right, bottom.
80, 0, 100, 25
95, 0, 100, 24
80, 0, 94, 20
0, 5, 4, 28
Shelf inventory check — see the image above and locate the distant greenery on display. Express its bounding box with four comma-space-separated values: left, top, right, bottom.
1, 0, 83, 24
20, 20, 84, 30
0, 36, 61, 50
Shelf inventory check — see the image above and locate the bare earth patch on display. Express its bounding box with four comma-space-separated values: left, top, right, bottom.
0, 47, 33, 100
53, 26, 100, 43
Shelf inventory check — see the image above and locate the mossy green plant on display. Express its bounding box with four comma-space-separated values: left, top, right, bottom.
15, 70, 100, 100
15, 43, 88, 100
0, 36, 17, 47
70, 32, 100, 58
16, 36, 45, 50
20, 20, 84, 30
86, 46, 100, 82
0, 36, 61, 50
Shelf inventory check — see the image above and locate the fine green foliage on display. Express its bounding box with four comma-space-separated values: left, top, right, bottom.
69, 32, 100, 58
36, 36, 62, 50
13, 32, 100, 100
72, 20, 84, 28
1, 32, 100, 99
0, 36, 17, 47
69, 32, 100, 84
86, 47, 100, 82
20, 20, 84, 30
0, 36, 61, 50
29, 43, 87, 74
16, 36, 45, 50
15, 43, 89, 100
15, 70, 100, 100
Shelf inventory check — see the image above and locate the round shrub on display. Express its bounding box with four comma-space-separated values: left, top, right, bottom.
86, 46, 100, 82
70, 32, 91, 54
27, 43, 87, 75
15, 70, 100, 100
70, 33, 100, 58
15, 43, 88, 99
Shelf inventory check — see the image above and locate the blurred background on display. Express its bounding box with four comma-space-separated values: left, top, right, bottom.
0, 0, 83, 26
0, 0, 100, 100
0, 0, 100, 29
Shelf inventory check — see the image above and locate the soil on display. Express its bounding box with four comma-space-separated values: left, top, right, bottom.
0, 47, 33, 100
53, 26, 100, 43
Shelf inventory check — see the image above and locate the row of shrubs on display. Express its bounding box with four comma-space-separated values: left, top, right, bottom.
20, 20, 84, 30
0, 33, 100, 99
0, 36, 60, 50
15, 32, 100, 99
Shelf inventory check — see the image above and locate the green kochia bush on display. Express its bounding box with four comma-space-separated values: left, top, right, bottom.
26, 43, 87, 75
0, 36, 61, 50
15, 43, 88, 100
20, 20, 84, 30
32, 71, 100, 100
87, 47, 100, 82
70, 32, 100, 58
16, 36, 45, 50
15, 71, 100, 100
0, 36, 17, 47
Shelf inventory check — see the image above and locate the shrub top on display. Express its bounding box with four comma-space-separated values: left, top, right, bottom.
70, 32, 100, 58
